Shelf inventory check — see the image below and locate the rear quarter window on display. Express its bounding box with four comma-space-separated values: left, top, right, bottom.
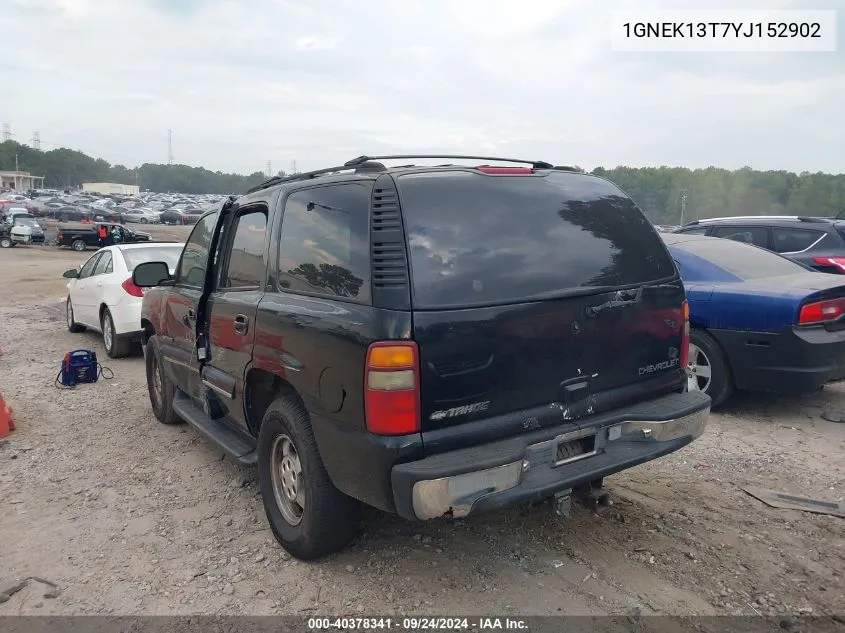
397, 171, 676, 308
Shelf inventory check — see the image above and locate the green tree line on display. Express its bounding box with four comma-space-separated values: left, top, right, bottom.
0, 141, 268, 195
2, 140, 843, 219
594, 165, 845, 224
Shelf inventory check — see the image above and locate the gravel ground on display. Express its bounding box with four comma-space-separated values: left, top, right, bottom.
0, 242, 843, 618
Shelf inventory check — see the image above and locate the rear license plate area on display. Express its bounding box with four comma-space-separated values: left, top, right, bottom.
555, 431, 597, 465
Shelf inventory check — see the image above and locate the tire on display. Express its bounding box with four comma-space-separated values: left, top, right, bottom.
102, 308, 131, 359
140, 218, 148, 224
71, 239, 87, 252
258, 396, 360, 560
145, 335, 180, 424
66, 296, 85, 333
688, 328, 734, 408
0, 237, 11, 248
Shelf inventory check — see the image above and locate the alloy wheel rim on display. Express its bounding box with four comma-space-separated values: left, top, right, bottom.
270, 434, 305, 526
687, 343, 712, 393
103, 313, 113, 350
152, 356, 163, 406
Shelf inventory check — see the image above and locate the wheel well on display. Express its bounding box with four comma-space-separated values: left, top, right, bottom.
243, 368, 304, 436
140, 319, 155, 344
99, 303, 109, 322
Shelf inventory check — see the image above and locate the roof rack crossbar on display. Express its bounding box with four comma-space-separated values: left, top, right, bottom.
245, 163, 359, 194
344, 154, 555, 169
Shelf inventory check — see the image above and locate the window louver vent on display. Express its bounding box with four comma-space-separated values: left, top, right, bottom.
371, 185, 408, 289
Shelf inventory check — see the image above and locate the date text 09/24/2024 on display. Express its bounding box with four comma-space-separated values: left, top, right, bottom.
308, 617, 528, 630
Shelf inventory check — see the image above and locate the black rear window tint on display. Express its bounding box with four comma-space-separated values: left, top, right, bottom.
397, 171, 675, 308
677, 238, 809, 279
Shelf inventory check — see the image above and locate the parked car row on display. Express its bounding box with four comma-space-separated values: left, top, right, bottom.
57, 155, 845, 564
673, 215, 845, 274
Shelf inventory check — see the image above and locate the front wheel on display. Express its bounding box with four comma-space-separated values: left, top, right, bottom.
0, 237, 11, 248
687, 328, 734, 407
258, 396, 360, 560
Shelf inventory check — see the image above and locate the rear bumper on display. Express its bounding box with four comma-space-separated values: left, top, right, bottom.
390, 390, 710, 521
110, 299, 144, 337
710, 326, 845, 395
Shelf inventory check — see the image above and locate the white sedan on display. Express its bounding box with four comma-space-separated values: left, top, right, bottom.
64, 242, 184, 358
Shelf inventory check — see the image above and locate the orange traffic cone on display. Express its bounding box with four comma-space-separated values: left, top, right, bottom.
0, 393, 13, 439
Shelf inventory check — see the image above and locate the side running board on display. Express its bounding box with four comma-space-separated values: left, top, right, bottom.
172, 391, 257, 465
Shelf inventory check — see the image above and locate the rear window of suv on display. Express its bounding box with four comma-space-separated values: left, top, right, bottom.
397, 170, 676, 308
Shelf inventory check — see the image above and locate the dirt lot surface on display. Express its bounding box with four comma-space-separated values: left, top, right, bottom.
0, 240, 843, 620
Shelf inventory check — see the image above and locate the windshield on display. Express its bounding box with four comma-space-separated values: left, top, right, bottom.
397, 170, 675, 308
121, 246, 184, 271
14, 217, 39, 227
675, 237, 810, 279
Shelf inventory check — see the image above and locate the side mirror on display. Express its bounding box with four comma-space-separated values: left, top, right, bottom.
133, 261, 172, 287
63, 269, 79, 279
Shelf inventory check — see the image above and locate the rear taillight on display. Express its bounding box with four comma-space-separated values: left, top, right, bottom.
121, 277, 145, 297
798, 297, 845, 324
364, 341, 420, 435
57, 233, 63, 240
680, 301, 690, 369
813, 257, 845, 274
476, 166, 534, 175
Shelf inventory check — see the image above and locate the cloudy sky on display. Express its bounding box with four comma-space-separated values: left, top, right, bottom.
4, 0, 843, 175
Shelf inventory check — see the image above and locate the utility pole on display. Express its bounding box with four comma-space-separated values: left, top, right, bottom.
167, 129, 173, 165
679, 190, 688, 226
290, 159, 297, 175
15, 153, 18, 171
266, 160, 272, 177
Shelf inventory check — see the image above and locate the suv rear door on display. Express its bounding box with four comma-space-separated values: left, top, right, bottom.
202, 204, 269, 429
710, 224, 771, 249
771, 225, 844, 273
395, 169, 686, 442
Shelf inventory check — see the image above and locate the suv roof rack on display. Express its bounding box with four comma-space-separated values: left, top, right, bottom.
344, 154, 555, 169
245, 154, 558, 194
692, 215, 831, 224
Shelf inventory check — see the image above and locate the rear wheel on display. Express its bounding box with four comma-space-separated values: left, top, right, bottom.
71, 239, 87, 252
66, 296, 85, 333
258, 396, 360, 560
0, 237, 11, 248
102, 308, 131, 358
688, 328, 733, 407
145, 335, 180, 424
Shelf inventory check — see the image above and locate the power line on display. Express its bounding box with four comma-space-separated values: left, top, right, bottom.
31, 131, 41, 151
167, 129, 173, 165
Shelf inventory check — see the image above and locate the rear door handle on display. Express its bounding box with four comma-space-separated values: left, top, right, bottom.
234, 314, 249, 335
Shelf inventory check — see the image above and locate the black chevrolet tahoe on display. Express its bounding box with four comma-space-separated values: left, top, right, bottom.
133, 155, 710, 560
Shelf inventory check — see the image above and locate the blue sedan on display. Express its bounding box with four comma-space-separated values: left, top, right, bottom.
662, 233, 845, 407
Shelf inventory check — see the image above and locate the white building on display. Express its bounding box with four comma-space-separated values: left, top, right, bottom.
0, 170, 45, 191
81, 182, 140, 196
